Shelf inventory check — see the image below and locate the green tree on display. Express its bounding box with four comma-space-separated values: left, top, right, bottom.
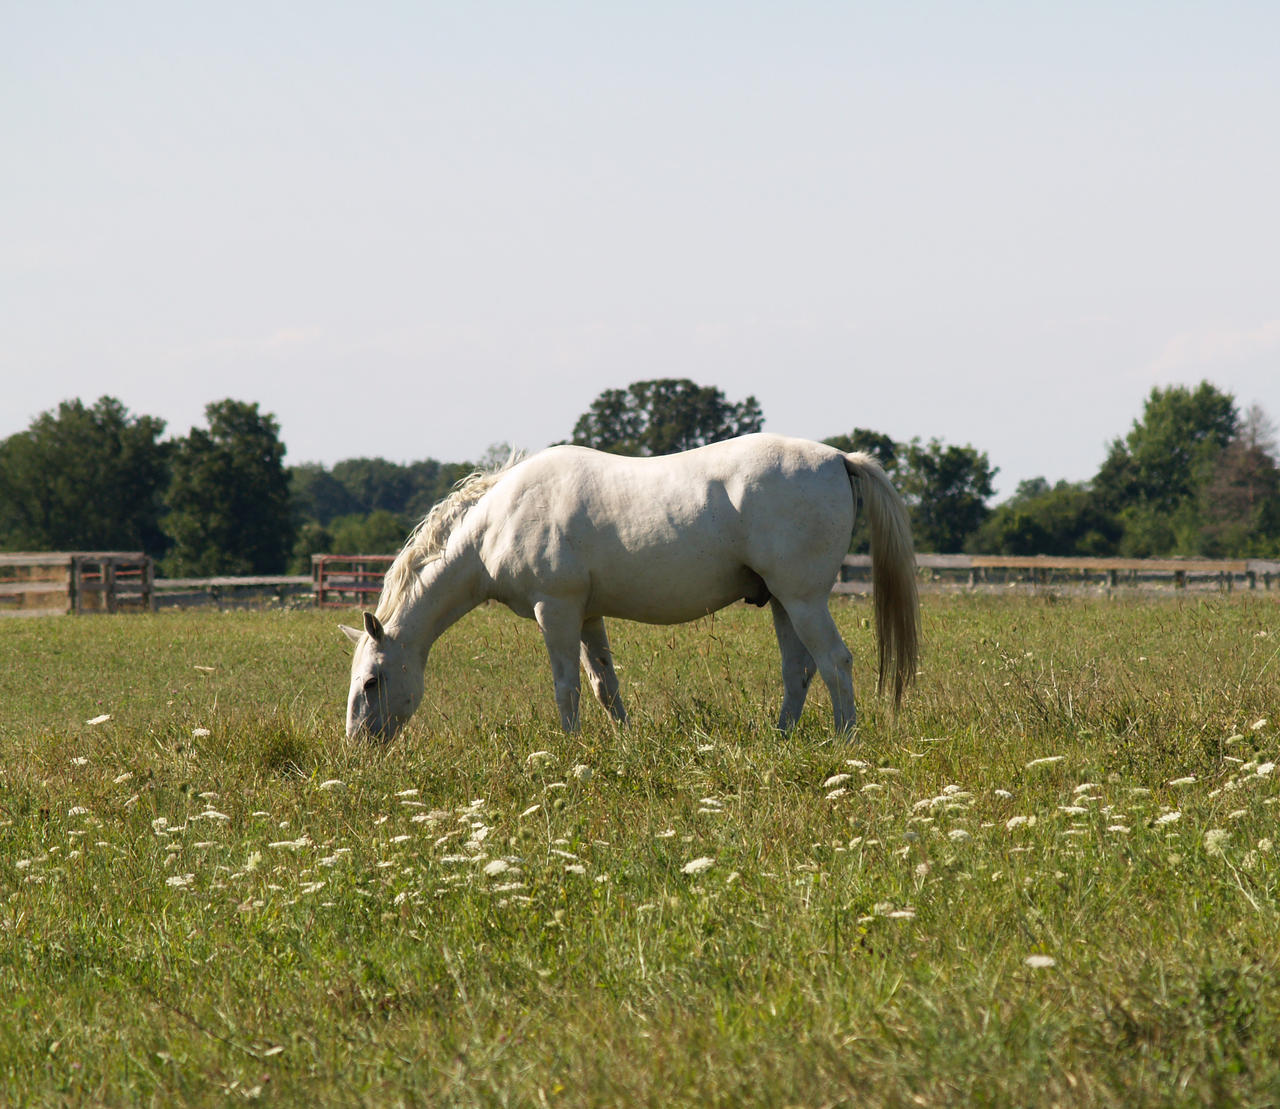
1093, 381, 1239, 554
969, 480, 1122, 556
289, 463, 359, 525
327, 510, 407, 556
571, 379, 763, 455
1198, 404, 1280, 556
898, 438, 997, 552
163, 400, 294, 575
0, 396, 170, 554
331, 458, 414, 515
404, 459, 478, 520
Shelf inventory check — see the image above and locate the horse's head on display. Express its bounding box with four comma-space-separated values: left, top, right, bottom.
341, 612, 424, 742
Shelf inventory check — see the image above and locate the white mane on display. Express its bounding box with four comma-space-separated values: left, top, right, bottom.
374, 461, 514, 621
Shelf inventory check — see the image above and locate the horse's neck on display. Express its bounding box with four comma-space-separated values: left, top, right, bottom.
390, 550, 487, 657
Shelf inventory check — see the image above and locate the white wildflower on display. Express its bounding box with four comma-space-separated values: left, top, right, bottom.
525, 750, 555, 768
1155, 811, 1182, 826
85, 714, 111, 726
166, 874, 195, 888
318, 779, 345, 790
1256, 762, 1275, 777
70, 757, 89, 767
823, 773, 852, 789
1026, 756, 1064, 768
947, 828, 971, 842
570, 764, 593, 780
826, 788, 848, 801
483, 859, 511, 877
192, 728, 211, 738
67, 806, 90, 817
193, 810, 230, 822
681, 856, 714, 875
1006, 815, 1036, 830
564, 864, 587, 875
1203, 829, 1230, 856
1024, 954, 1056, 969
395, 789, 419, 798
1251, 718, 1269, 731
1168, 776, 1196, 787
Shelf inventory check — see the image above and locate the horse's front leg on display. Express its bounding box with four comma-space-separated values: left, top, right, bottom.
581, 616, 628, 725
534, 598, 584, 732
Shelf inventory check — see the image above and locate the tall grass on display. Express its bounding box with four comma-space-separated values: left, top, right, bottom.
1, 593, 1277, 1106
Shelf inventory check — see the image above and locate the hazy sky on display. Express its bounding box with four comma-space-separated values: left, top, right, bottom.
4, 2, 1278, 498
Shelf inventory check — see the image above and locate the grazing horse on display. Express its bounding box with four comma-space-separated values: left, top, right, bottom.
342, 433, 919, 741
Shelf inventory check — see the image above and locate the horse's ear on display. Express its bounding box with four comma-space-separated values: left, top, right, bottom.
363, 611, 386, 642
339, 624, 363, 646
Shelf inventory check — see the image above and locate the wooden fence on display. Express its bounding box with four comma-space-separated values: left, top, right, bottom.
311, 554, 396, 609
836, 554, 1280, 594
3, 551, 1279, 617
0, 552, 155, 615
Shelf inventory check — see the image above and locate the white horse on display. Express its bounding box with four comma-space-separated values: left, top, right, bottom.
342, 433, 919, 741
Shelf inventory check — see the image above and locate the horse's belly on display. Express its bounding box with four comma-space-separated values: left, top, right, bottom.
586, 560, 761, 625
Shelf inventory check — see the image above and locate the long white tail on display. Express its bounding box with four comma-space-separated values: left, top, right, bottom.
843, 452, 920, 706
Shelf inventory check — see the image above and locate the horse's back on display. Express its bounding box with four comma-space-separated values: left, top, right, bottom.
473, 435, 857, 622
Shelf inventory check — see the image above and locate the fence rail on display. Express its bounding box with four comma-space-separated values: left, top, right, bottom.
0, 552, 154, 615
836, 553, 1280, 593
311, 554, 397, 608
3, 550, 1278, 617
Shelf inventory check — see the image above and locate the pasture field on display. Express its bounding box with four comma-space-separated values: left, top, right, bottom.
1, 593, 1278, 1107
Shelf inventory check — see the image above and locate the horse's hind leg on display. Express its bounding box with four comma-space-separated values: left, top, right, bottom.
770, 599, 816, 732
534, 598, 584, 732
774, 596, 857, 733
581, 617, 628, 724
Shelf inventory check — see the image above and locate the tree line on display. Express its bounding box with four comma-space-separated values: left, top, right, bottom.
1, 379, 1276, 575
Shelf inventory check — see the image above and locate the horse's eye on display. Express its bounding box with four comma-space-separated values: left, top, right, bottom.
363, 675, 379, 694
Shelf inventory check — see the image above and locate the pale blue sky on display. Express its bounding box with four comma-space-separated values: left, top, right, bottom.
4, 1, 1278, 498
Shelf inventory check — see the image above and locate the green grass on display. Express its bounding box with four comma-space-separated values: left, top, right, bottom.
1, 593, 1278, 1106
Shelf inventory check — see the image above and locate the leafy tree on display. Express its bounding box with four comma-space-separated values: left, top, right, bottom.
331, 458, 414, 515
1198, 404, 1280, 556
327, 510, 407, 556
289, 463, 359, 525
1094, 382, 1238, 517
969, 480, 1122, 556
571, 379, 763, 456
404, 459, 477, 520
0, 396, 170, 554
290, 520, 334, 574
162, 400, 294, 575
898, 438, 997, 552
